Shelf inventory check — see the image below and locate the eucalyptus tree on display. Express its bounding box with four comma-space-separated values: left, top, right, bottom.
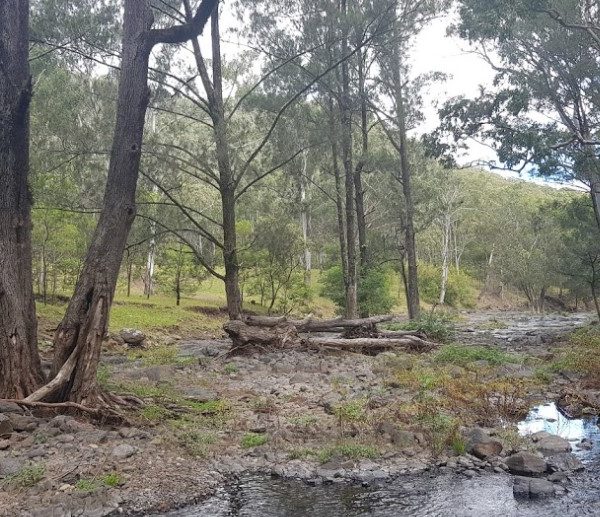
439, 0, 600, 229
22, 0, 219, 405
0, 0, 45, 398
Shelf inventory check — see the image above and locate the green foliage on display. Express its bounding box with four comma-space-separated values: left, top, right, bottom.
241, 433, 268, 448
223, 362, 239, 375
317, 443, 379, 463
75, 479, 98, 492
178, 431, 217, 457
321, 265, 395, 315
5, 464, 45, 488
102, 473, 123, 487
389, 313, 455, 342
418, 263, 476, 308
434, 344, 521, 366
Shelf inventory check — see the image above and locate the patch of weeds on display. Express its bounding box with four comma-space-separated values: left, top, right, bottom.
251, 396, 277, 414
435, 345, 520, 367
224, 362, 239, 374
184, 399, 230, 415
478, 319, 509, 331
102, 472, 123, 487
417, 410, 461, 456
451, 435, 467, 455
116, 381, 176, 400
241, 433, 268, 448
140, 404, 171, 421
317, 443, 379, 463
128, 346, 195, 367
287, 447, 318, 460
5, 464, 45, 488
33, 432, 48, 445
333, 399, 367, 436
555, 328, 600, 385
179, 431, 217, 457
75, 478, 98, 492
288, 414, 318, 428
496, 427, 530, 454
387, 314, 455, 342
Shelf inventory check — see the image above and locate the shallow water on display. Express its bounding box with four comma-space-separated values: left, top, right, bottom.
161, 404, 600, 517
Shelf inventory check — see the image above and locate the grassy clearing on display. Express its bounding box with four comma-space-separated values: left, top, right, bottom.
434, 344, 522, 366
241, 433, 268, 448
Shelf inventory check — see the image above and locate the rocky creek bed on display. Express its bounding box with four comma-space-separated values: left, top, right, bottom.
1, 311, 599, 516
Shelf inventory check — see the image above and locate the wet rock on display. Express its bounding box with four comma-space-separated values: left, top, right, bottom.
8, 414, 39, 432
472, 440, 503, 460
120, 328, 146, 345
505, 452, 547, 476
463, 469, 477, 478
0, 414, 13, 437
536, 434, 572, 456
513, 476, 556, 499
547, 471, 568, 482
183, 387, 218, 403
0, 457, 24, 477
578, 438, 594, 450
111, 444, 138, 459
546, 453, 584, 473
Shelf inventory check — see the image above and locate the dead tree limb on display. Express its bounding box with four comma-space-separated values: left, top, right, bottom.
243, 314, 394, 332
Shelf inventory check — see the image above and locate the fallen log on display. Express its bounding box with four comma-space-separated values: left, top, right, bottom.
223, 320, 436, 355
306, 336, 437, 354
242, 314, 394, 332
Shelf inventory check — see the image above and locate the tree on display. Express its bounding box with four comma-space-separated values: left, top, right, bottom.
24, 0, 219, 405
0, 0, 45, 398
440, 0, 600, 229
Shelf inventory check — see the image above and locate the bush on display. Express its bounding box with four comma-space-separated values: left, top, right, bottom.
321, 265, 395, 315
434, 344, 521, 366
388, 313, 455, 342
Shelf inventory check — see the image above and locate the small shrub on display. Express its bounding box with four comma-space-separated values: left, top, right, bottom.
224, 362, 239, 374
103, 473, 123, 487
75, 478, 98, 492
389, 314, 455, 343
241, 433, 268, 448
418, 263, 477, 308
333, 400, 367, 435
179, 431, 217, 457
140, 404, 170, 421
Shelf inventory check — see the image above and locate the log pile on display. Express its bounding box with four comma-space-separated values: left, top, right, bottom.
223, 315, 437, 356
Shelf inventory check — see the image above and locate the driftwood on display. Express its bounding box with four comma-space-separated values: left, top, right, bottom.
242, 314, 394, 333
224, 318, 436, 356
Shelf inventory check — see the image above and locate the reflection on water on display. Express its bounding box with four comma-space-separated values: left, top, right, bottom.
161, 404, 600, 517
518, 402, 600, 457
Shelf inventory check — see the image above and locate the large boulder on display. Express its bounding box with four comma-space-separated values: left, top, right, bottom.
0, 401, 23, 414
119, 328, 146, 346
0, 414, 13, 438
536, 434, 572, 456
472, 440, 503, 459
514, 477, 556, 499
7, 414, 39, 432
546, 453, 584, 473
505, 452, 547, 476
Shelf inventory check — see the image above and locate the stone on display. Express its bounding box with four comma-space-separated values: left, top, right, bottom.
119, 328, 146, 345
8, 414, 39, 432
472, 440, 503, 459
536, 434, 572, 456
546, 453, 584, 473
0, 457, 24, 477
183, 387, 218, 403
547, 471, 568, 482
463, 469, 477, 478
319, 392, 342, 415
376, 422, 416, 447
0, 440, 10, 450
505, 452, 547, 476
111, 444, 138, 459
513, 476, 556, 499
0, 414, 13, 437
0, 401, 23, 414
463, 427, 492, 450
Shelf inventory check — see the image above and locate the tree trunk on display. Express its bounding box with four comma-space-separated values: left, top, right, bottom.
0, 0, 45, 398
143, 218, 157, 298
35, 2, 155, 404
222, 186, 242, 318
299, 151, 312, 284
439, 212, 451, 305
391, 36, 420, 320
340, 0, 358, 319
591, 283, 600, 319
355, 47, 369, 275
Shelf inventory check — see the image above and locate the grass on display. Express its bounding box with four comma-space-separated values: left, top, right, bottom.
317, 443, 379, 463
434, 344, 521, 366
178, 430, 217, 457
241, 433, 268, 448
224, 362, 239, 374
4, 464, 45, 488
127, 345, 196, 367
75, 473, 123, 492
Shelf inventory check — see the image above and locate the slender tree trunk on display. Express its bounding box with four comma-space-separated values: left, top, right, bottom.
187, 6, 242, 319
591, 282, 600, 319
439, 212, 451, 305
144, 219, 157, 298
391, 37, 420, 320
329, 96, 349, 287
340, 0, 358, 319
0, 0, 45, 398
355, 47, 369, 275
299, 151, 312, 284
